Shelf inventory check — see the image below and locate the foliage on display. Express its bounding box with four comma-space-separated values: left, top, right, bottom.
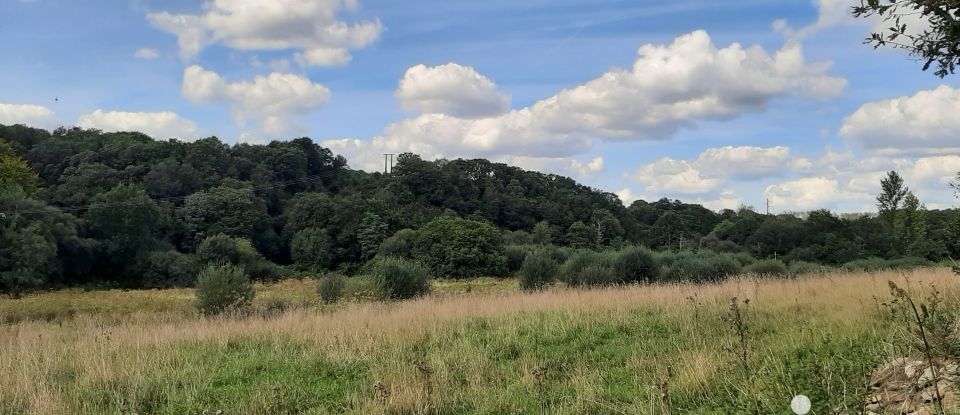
135, 249, 200, 289
196, 234, 278, 280
365, 257, 431, 300
853, 0, 960, 77
559, 250, 617, 286
787, 261, 831, 276
613, 246, 660, 283
659, 251, 742, 282
195, 264, 255, 315
356, 212, 389, 260
519, 249, 557, 291
316, 272, 345, 304
413, 215, 507, 278
504, 244, 529, 273
377, 228, 418, 259
290, 227, 333, 271
743, 258, 788, 276
0, 154, 39, 195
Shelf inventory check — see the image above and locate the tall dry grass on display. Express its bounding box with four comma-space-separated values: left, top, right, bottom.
0, 268, 956, 414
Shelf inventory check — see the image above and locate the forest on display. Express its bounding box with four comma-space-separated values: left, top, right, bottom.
1, 123, 958, 296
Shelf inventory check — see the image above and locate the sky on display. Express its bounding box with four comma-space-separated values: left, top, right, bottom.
1, 0, 958, 213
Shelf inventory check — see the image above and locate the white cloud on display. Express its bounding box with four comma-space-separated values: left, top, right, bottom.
764, 177, 865, 211
694, 145, 794, 180
571, 156, 605, 176
148, 0, 382, 65
0, 102, 55, 128
134, 48, 160, 59
615, 188, 643, 205
396, 63, 510, 118
326, 31, 844, 170
840, 85, 960, 155
76, 109, 199, 140
632, 157, 722, 195
182, 65, 331, 137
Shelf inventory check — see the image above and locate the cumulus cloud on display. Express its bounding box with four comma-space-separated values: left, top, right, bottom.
182, 65, 331, 136
0, 102, 56, 128
148, 0, 381, 65
694, 146, 795, 179
764, 177, 866, 211
396, 63, 510, 118
327, 30, 844, 171
632, 157, 723, 195
133, 48, 160, 59
840, 85, 960, 155
76, 109, 199, 140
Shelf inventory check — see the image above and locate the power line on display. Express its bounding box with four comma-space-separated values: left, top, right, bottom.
0, 170, 340, 216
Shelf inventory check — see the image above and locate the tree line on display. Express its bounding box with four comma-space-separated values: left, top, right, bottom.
0, 124, 958, 296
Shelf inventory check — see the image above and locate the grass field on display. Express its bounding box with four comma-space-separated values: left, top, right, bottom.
0, 269, 957, 414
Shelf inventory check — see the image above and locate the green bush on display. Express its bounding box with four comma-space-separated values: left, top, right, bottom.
744, 259, 787, 276
578, 264, 618, 287
414, 216, 507, 278
505, 245, 529, 273
377, 229, 418, 259
196, 234, 279, 280
316, 272, 345, 304
366, 257, 431, 300
135, 249, 200, 289
519, 250, 557, 291
841, 257, 888, 272
657, 251, 742, 282
788, 261, 831, 276
886, 256, 931, 270
195, 264, 255, 315
613, 246, 659, 283
343, 275, 387, 302
290, 227, 333, 271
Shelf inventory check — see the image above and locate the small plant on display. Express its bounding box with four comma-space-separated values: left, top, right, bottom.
414, 360, 434, 397
721, 297, 751, 375
743, 259, 787, 277
195, 264, 255, 316
655, 365, 673, 415
532, 366, 548, 415
372, 380, 390, 404
519, 250, 557, 291
367, 257, 431, 300
316, 272, 345, 304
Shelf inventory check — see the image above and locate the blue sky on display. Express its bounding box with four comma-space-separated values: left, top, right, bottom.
1, 0, 958, 213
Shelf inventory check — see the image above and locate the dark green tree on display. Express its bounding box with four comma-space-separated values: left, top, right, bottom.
357, 212, 389, 260
854, 0, 960, 77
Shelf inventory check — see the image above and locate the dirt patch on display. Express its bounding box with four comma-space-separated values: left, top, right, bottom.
864, 358, 959, 414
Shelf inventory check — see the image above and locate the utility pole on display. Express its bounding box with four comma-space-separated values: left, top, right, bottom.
766, 198, 771, 215
383, 153, 395, 174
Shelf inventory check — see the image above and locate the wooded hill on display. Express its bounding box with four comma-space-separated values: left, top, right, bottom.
0, 124, 957, 293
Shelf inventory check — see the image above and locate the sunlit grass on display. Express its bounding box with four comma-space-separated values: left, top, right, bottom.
0, 268, 956, 414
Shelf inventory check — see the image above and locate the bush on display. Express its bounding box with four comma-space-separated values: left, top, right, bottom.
413, 216, 507, 278
366, 257, 431, 300
841, 257, 888, 272
377, 229, 418, 259
744, 259, 787, 276
290, 227, 333, 271
343, 275, 387, 302
578, 264, 618, 287
135, 249, 200, 289
788, 261, 831, 276
196, 234, 279, 280
613, 246, 659, 283
886, 256, 931, 270
505, 245, 529, 273
657, 251, 742, 282
195, 264, 255, 315
316, 272, 345, 304
519, 250, 557, 291
560, 251, 617, 287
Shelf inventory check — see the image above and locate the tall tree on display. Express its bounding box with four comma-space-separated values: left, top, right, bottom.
877, 170, 910, 225
854, 0, 960, 77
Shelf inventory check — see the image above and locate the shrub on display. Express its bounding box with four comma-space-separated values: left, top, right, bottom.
290, 227, 333, 271
662, 257, 714, 282
519, 250, 557, 291
788, 261, 830, 276
196, 234, 279, 280
657, 251, 742, 282
343, 275, 387, 302
316, 272, 345, 304
377, 229, 418, 259
744, 259, 787, 276
366, 257, 431, 300
886, 256, 931, 270
841, 257, 888, 272
706, 253, 743, 280
135, 249, 200, 289
578, 264, 618, 287
195, 264, 254, 315
505, 245, 529, 273
413, 216, 507, 278
613, 246, 659, 283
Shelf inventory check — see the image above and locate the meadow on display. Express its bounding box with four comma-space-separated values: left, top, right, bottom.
1, 268, 957, 415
